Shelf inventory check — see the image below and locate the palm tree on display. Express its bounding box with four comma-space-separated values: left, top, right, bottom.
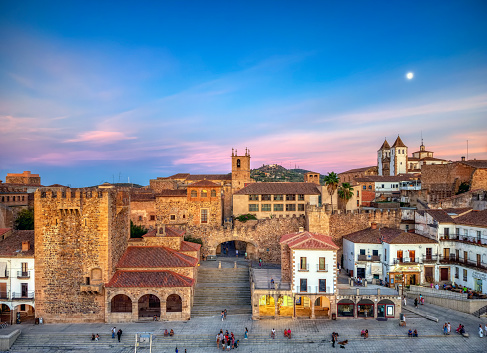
338, 182, 354, 211
324, 172, 339, 213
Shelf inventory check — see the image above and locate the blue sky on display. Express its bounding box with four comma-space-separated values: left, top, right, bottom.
1, 1, 486, 187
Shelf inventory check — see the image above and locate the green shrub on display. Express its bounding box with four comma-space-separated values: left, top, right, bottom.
235, 214, 257, 222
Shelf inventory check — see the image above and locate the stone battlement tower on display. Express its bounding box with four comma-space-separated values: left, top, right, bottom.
231, 148, 251, 193
34, 187, 130, 323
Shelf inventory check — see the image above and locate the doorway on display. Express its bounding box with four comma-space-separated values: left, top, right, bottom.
440, 268, 449, 281
357, 268, 365, 278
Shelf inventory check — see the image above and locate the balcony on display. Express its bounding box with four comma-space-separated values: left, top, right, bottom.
0, 270, 8, 279
80, 283, 103, 293
296, 286, 331, 294
393, 257, 419, 265
316, 264, 329, 272
422, 255, 439, 263
357, 254, 381, 262
298, 264, 309, 272
11, 291, 35, 299
17, 271, 30, 278
440, 255, 487, 272
440, 235, 487, 247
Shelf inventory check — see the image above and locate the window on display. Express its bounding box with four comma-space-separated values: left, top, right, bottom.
300, 278, 307, 292
372, 250, 379, 256
298, 194, 305, 201
138, 216, 143, 221
211, 189, 217, 197
191, 190, 197, 197
286, 194, 296, 201
286, 204, 296, 211
150, 215, 155, 221
170, 214, 176, 220
477, 231, 481, 242
368, 185, 372, 189
381, 184, 384, 188
464, 229, 468, 236
249, 204, 259, 212
363, 185, 366, 190
261, 204, 271, 212
357, 200, 359, 207
455, 267, 459, 279
319, 257, 326, 271
463, 269, 467, 282
359, 249, 365, 255
261, 195, 271, 201
384, 249, 387, 261
405, 224, 409, 231
237, 159, 241, 167
274, 204, 283, 211
456, 228, 460, 236
300, 257, 307, 270
201, 209, 208, 224
298, 204, 305, 211
201, 190, 207, 197
319, 279, 327, 292
274, 195, 283, 201
249, 195, 259, 201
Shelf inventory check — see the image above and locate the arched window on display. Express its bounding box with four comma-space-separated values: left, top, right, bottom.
166, 294, 182, 312
211, 189, 217, 197
111, 294, 132, 312
201, 189, 207, 198
190, 190, 197, 197
237, 159, 241, 168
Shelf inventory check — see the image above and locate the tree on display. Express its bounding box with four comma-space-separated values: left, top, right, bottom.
324, 172, 340, 212
338, 182, 354, 211
15, 208, 34, 230
130, 221, 147, 238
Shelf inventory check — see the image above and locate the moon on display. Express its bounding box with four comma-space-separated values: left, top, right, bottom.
406, 72, 414, 80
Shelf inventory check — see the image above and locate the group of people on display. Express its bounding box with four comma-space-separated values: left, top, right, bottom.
354, 277, 364, 286
479, 323, 487, 337
216, 329, 240, 350
414, 295, 425, 308
164, 329, 175, 337
442, 322, 451, 335
360, 329, 368, 339
407, 329, 418, 337
91, 328, 123, 342
221, 309, 228, 321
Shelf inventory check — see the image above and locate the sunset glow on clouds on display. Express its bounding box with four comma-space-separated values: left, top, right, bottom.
0, 1, 486, 186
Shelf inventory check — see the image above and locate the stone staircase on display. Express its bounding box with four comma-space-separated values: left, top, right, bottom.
191, 267, 252, 317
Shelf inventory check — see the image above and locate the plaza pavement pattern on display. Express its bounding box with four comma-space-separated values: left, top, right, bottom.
2, 302, 486, 353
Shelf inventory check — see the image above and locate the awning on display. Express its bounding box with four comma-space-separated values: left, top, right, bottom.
390, 264, 421, 272
371, 264, 382, 274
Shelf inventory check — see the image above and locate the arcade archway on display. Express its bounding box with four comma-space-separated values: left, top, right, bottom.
314, 296, 331, 317
216, 240, 256, 259
277, 295, 293, 316
258, 295, 275, 316
295, 296, 311, 317
14, 304, 35, 324
111, 294, 132, 313
166, 294, 182, 312
138, 294, 160, 319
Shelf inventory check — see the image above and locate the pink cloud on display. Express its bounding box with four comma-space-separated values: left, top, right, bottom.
64, 131, 136, 144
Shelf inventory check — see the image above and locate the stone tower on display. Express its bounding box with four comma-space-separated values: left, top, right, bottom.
377, 139, 390, 176
390, 135, 408, 175
231, 148, 251, 193
34, 186, 130, 323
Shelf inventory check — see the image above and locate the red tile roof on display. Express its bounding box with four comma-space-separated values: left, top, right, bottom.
156, 189, 187, 197
166, 173, 191, 179
186, 174, 232, 181
0, 228, 11, 238
234, 182, 321, 195
339, 166, 377, 174
0, 230, 35, 256
130, 191, 156, 201
180, 241, 201, 251
166, 227, 186, 237
189, 180, 220, 187
391, 135, 406, 148
106, 270, 194, 288
280, 231, 339, 250
460, 160, 487, 169
117, 246, 198, 268
454, 210, 487, 227
343, 227, 437, 244
425, 210, 454, 223
379, 139, 390, 150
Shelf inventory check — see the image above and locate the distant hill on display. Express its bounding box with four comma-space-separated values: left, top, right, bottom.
251, 164, 324, 184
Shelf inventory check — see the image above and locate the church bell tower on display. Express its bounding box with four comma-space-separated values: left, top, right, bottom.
231, 148, 251, 193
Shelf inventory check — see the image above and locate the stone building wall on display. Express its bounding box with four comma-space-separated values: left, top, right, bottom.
149, 178, 178, 192
130, 199, 156, 230
5, 171, 41, 185
34, 187, 130, 323
472, 169, 487, 190
421, 163, 477, 202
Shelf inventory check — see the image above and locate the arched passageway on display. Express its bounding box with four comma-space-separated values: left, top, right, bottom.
337, 299, 354, 317
0, 304, 10, 323
295, 296, 311, 317
216, 240, 256, 259
14, 304, 35, 324
357, 299, 374, 318
314, 296, 331, 317
111, 294, 132, 313
277, 295, 293, 316
258, 295, 275, 316
138, 294, 160, 319
377, 299, 395, 318
166, 294, 182, 312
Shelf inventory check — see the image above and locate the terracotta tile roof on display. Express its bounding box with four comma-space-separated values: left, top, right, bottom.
343, 227, 437, 244
425, 210, 454, 223
379, 139, 390, 150
130, 191, 156, 201
106, 270, 194, 288
166, 173, 191, 180
181, 241, 201, 251
189, 180, 220, 187
142, 230, 157, 237
420, 157, 448, 162
280, 231, 339, 250
234, 182, 321, 195
391, 135, 406, 148
460, 160, 487, 169
156, 189, 187, 197
186, 174, 232, 181
117, 246, 198, 268
454, 210, 487, 227
166, 227, 185, 237
0, 230, 35, 256
0, 228, 11, 238
443, 208, 472, 216
339, 166, 376, 174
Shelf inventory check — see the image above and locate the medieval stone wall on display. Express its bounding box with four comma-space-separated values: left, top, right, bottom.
34, 187, 130, 323
421, 163, 476, 202
472, 169, 487, 190
130, 199, 156, 230
149, 178, 178, 192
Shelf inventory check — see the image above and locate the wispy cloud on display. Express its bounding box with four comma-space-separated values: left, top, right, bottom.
64, 131, 136, 144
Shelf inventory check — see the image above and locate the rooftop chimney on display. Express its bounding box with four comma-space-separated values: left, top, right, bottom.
22, 241, 30, 251
298, 226, 304, 233
371, 223, 377, 230
461, 156, 465, 161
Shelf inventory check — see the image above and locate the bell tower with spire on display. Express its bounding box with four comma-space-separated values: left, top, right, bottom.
231, 147, 251, 193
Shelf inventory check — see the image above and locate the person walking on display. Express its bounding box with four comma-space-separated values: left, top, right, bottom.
175, 347, 178, 353
117, 329, 122, 342
216, 333, 220, 349
221, 310, 224, 321
414, 298, 418, 308
447, 322, 451, 335
479, 324, 484, 338
244, 327, 248, 339
403, 296, 406, 306
224, 309, 227, 320
443, 323, 448, 335
259, 258, 262, 268
112, 327, 116, 339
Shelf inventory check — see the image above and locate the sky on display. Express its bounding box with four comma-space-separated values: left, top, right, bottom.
1, 1, 486, 187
